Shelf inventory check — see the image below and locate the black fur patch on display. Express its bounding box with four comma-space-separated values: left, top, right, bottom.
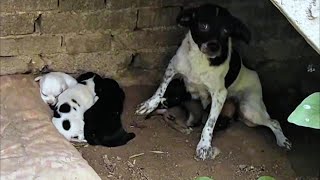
224, 50, 241, 88
59, 103, 71, 113
78, 81, 87, 85
76, 72, 95, 82
162, 79, 191, 108
62, 120, 71, 130
209, 55, 228, 66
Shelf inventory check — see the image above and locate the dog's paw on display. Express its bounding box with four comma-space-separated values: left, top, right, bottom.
94, 96, 99, 103
136, 98, 160, 115
278, 138, 292, 150
196, 142, 220, 160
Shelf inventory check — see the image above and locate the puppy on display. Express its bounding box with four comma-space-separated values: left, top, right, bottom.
77, 72, 135, 147
35, 72, 77, 106
136, 4, 291, 160
52, 76, 97, 142
147, 79, 234, 134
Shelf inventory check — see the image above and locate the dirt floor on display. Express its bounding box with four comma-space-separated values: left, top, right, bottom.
75, 85, 319, 180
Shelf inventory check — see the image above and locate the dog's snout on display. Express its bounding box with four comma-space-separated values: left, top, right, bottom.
207, 41, 220, 52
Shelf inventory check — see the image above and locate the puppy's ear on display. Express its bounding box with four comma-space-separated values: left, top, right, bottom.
176, 8, 196, 27
34, 76, 42, 82
229, 16, 251, 44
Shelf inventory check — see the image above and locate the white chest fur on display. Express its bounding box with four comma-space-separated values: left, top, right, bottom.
173, 32, 231, 104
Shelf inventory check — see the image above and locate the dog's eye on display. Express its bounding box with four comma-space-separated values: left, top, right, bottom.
199, 23, 210, 32
41, 91, 48, 97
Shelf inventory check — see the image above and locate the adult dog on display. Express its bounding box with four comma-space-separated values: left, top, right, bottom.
136, 4, 291, 160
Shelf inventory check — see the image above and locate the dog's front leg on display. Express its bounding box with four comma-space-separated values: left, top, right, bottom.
196, 88, 227, 160
136, 59, 177, 115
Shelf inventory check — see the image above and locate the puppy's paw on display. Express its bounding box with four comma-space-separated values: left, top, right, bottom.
136, 98, 160, 115
196, 142, 219, 160
70, 138, 87, 143
94, 96, 99, 103
181, 127, 193, 135
164, 113, 176, 121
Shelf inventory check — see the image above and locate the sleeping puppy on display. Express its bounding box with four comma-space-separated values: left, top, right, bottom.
35, 72, 77, 107
77, 72, 135, 147
52, 76, 97, 142
146, 79, 235, 134
136, 4, 291, 160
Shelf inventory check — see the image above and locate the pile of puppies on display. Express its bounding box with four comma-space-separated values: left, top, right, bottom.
35, 72, 135, 147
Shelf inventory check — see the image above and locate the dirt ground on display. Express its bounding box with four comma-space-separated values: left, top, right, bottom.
75, 85, 313, 180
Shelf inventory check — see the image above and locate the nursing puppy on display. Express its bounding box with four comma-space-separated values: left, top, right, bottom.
52, 76, 97, 142
77, 72, 135, 147
136, 4, 291, 160
35, 72, 77, 106
146, 79, 234, 134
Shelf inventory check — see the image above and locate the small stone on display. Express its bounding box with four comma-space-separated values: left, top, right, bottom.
116, 156, 121, 161
239, 164, 247, 170
249, 166, 255, 171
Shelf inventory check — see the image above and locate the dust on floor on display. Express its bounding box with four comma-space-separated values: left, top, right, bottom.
76, 85, 303, 180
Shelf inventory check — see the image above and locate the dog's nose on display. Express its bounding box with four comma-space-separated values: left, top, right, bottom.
207, 42, 220, 52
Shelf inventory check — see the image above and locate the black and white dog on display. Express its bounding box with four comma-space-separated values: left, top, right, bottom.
136, 4, 291, 160
77, 72, 136, 147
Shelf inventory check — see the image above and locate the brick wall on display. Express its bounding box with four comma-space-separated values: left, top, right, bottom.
0, 0, 319, 93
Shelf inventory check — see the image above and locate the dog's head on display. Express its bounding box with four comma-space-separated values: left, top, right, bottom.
161, 79, 191, 108
35, 75, 67, 106
177, 4, 251, 65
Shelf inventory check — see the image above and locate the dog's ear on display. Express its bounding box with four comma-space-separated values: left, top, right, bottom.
34, 76, 42, 82
228, 16, 251, 44
176, 8, 196, 27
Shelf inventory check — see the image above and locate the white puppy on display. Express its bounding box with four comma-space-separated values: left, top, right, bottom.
52, 77, 98, 142
35, 72, 77, 106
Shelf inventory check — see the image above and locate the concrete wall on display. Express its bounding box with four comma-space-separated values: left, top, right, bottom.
0, 0, 319, 94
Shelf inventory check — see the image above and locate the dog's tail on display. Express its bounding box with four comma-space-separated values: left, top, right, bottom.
99, 128, 135, 147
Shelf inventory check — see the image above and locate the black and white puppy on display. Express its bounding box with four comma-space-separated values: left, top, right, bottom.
52, 76, 98, 142
77, 72, 135, 147
136, 4, 291, 160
